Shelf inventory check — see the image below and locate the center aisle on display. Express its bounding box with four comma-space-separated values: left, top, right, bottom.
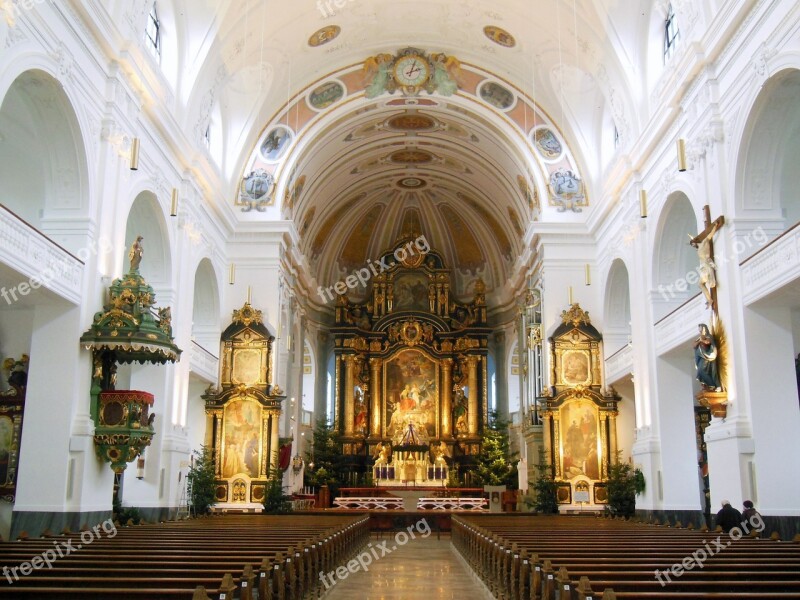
322, 533, 494, 600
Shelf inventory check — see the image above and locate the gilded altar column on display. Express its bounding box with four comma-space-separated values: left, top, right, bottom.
467, 355, 479, 435
213, 411, 223, 477
344, 355, 355, 435
369, 358, 382, 438
269, 410, 280, 475
542, 411, 552, 469
609, 412, 618, 461
441, 358, 453, 437
204, 412, 214, 449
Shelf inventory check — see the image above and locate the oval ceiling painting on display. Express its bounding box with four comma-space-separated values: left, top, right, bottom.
483, 25, 516, 48
259, 126, 293, 163
240, 169, 274, 203
533, 127, 563, 160
386, 113, 437, 131
309, 80, 345, 110
389, 150, 434, 164
308, 25, 341, 47
397, 177, 427, 189
479, 81, 515, 111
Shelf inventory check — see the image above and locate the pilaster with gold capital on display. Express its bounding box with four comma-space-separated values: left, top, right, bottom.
369, 358, 383, 437
467, 355, 479, 435
343, 355, 356, 435
441, 358, 453, 437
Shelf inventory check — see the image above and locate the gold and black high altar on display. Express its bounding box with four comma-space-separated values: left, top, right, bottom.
331, 234, 491, 481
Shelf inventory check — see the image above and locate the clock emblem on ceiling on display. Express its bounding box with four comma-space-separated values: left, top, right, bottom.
363, 48, 460, 98
393, 55, 430, 88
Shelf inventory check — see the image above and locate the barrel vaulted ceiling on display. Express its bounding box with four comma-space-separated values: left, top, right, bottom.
122, 0, 660, 309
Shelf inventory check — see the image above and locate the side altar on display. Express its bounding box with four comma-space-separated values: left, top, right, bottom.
202, 301, 285, 509
541, 303, 621, 511
331, 234, 490, 485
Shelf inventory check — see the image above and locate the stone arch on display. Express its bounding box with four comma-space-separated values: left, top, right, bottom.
191, 258, 221, 352
0, 69, 89, 238
734, 68, 800, 242
651, 192, 700, 320
123, 191, 172, 285
603, 258, 632, 355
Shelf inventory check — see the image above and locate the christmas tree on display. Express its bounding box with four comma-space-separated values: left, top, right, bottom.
473, 411, 517, 488
304, 419, 345, 496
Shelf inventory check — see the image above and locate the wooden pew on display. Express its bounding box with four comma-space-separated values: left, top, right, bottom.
0, 514, 370, 599
452, 515, 800, 600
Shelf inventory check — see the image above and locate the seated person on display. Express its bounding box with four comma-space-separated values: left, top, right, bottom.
715, 499, 742, 533
742, 500, 763, 528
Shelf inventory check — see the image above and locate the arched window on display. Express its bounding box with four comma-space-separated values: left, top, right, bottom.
663, 3, 680, 63
144, 2, 161, 61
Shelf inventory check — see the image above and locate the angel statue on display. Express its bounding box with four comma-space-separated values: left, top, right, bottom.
428, 53, 461, 96
128, 236, 144, 271
363, 54, 394, 99
373, 442, 391, 466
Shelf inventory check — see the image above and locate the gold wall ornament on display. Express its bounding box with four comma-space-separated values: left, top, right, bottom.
231, 302, 263, 327
560, 303, 591, 327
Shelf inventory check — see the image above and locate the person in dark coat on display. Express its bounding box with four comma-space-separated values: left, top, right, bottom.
715, 500, 742, 533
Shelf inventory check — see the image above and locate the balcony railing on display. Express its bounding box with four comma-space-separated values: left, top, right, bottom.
0, 204, 83, 305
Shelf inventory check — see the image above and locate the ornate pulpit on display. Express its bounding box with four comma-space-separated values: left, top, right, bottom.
541, 303, 620, 509
80, 252, 181, 473
202, 301, 285, 507
331, 234, 490, 484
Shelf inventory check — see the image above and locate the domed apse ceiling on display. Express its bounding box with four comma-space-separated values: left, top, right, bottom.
238, 55, 587, 310
184, 1, 643, 310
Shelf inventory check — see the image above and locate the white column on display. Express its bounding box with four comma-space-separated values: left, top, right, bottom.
14, 303, 113, 536
707, 303, 800, 516
651, 354, 703, 512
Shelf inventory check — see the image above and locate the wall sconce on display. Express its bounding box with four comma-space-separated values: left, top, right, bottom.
639, 189, 648, 218
228, 263, 235, 285
129, 137, 140, 171
677, 138, 687, 172
136, 456, 145, 480
170, 188, 178, 217
585, 264, 591, 286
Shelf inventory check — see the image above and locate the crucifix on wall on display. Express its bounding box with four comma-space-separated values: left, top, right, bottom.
689, 205, 725, 315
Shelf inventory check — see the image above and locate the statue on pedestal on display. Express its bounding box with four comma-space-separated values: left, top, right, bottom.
128, 236, 144, 271
694, 324, 721, 391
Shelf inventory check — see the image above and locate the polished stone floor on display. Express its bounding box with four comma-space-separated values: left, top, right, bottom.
322, 533, 494, 600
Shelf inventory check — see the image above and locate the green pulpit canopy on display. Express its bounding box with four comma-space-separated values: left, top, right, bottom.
80, 267, 181, 364
81, 255, 181, 474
